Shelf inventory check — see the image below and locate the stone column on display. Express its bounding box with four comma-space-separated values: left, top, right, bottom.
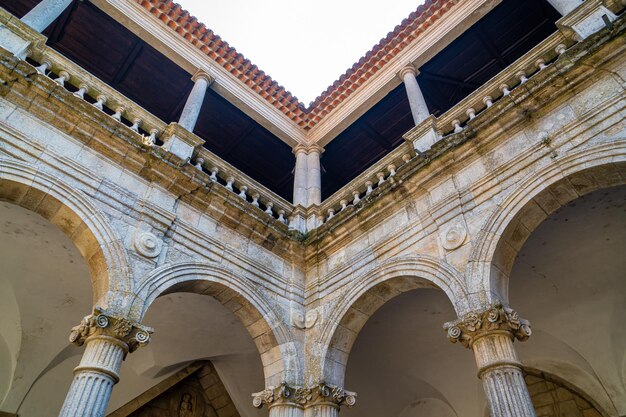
59, 311, 152, 417
546, 0, 583, 15
444, 303, 535, 417
399, 65, 430, 126
306, 145, 324, 206
21, 0, 73, 33
252, 383, 356, 417
293, 144, 309, 207
178, 70, 214, 132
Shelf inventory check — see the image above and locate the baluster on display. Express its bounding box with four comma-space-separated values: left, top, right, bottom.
130, 118, 142, 133
209, 167, 219, 182
535, 59, 547, 71
194, 157, 204, 171
483, 96, 493, 108
387, 164, 396, 177
500, 84, 511, 96
402, 154, 411, 163
251, 192, 260, 207
352, 190, 361, 205
466, 108, 476, 120
365, 181, 373, 195
340, 199, 348, 210
111, 106, 125, 122
277, 210, 286, 223
516, 70, 528, 84
376, 172, 385, 186
72, 83, 89, 99
452, 119, 463, 133
327, 208, 335, 221
264, 202, 274, 216
555, 44, 567, 55
225, 176, 235, 191
238, 185, 248, 200
93, 95, 107, 111
143, 129, 158, 146
54, 70, 69, 86
35, 60, 52, 75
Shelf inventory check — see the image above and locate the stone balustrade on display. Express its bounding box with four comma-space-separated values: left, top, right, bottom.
26, 44, 169, 144
316, 31, 575, 230
193, 148, 293, 224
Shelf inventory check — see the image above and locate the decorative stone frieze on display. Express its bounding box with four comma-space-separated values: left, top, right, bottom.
252, 383, 356, 409
68, 309, 153, 353
444, 303, 531, 349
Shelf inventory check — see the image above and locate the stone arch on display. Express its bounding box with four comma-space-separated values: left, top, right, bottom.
467, 143, 626, 302
319, 255, 469, 386
0, 157, 132, 306
131, 261, 300, 386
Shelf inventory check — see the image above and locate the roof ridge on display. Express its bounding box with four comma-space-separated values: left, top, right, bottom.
134, 0, 455, 130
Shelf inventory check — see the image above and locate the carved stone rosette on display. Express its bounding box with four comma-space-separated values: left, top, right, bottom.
252, 383, 356, 409
443, 303, 531, 349
68, 308, 153, 353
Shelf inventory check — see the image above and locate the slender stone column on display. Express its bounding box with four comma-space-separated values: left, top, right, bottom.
444, 303, 535, 417
253, 383, 355, 417
546, 0, 583, 15
59, 311, 152, 417
178, 70, 214, 132
399, 65, 430, 125
306, 145, 324, 206
293, 145, 309, 206
21, 0, 73, 33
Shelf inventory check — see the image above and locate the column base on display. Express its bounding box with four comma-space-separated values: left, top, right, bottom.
557, 0, 617, 41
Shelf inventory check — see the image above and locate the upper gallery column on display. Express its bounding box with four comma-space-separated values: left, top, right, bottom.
444, 303, 536, 417
293, 144, 309, 207
178, 69, 214, 132
21, 0, 73, 33
546, 0, 583, 15
305, 145, 324, 206
399, 65, 430, 126
58, 310, 152, 417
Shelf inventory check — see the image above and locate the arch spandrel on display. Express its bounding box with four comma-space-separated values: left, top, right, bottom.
0, 157, 132, 309
466, 144, 626, 303
317, 255, 469, 386
130, 261, 302, 387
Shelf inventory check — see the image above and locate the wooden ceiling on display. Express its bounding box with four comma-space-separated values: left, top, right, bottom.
1, 0, 296, 200
2, 0, 561, 202
321, 0, 561, 199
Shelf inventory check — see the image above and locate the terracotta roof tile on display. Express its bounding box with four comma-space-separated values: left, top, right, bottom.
135, 0, 455, 131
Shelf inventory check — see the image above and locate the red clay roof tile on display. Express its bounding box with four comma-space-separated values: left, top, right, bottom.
134, 0, 454, 130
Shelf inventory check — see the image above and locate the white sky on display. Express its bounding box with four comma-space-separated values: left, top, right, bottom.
177, 0, 424, 106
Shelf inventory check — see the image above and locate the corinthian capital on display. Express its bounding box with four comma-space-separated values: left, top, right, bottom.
443, 303, 531, 349
68, 309, 153, 353
252, 382, 356, 409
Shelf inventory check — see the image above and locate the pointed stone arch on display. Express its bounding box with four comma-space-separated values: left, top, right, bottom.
318, 255, 469, 386
0, 157, 132, 307
131, 261, 301, 386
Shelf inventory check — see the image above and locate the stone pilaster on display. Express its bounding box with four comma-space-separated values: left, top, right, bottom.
444, 303, 535, 417
253, 383, 356, 417
58, 310, 153, 417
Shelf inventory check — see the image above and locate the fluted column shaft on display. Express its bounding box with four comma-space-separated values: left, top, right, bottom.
304, 404, 339, 417
179, 70, 213, 132
269, 403, 304, 417
59, 335, 126, 417
546, 0, 583, 15
399, 66, 430, 125
445, 303, 535, 417
306, 146, 323, 206
473, 332, 535, 417
293, 145, 309, 206
21, 0, 73, 32
58, 311, 152, 417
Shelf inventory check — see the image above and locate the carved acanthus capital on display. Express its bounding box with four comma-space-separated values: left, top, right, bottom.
69, 309, 153, 353
252, 383, 356, 409
443, 303, 531, 349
